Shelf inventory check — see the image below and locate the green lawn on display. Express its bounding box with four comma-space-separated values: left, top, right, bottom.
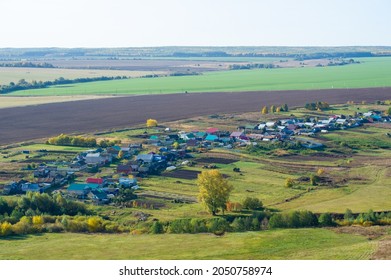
0, 228, 376, 260
10, 57, 391, 96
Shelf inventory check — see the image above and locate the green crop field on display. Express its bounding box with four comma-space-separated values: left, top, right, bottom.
10, 57, 391, 96
0, 229, 376, 260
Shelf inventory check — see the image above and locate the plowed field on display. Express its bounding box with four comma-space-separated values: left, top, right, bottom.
0, 87, 390, 145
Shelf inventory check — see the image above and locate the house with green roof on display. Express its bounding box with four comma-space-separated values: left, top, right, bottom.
67, 183, 100, 198
205, 134, 219, 142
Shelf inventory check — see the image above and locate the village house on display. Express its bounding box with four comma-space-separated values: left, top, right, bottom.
85, 152, 112, 165
67, 183, 101, 198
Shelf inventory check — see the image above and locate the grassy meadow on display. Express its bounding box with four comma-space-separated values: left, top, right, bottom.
0, 229, 376, 260
10, 57, 391, 96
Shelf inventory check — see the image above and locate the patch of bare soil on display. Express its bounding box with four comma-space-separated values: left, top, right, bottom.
371, 236, 391, 260
161, 169, 200, 180
283, 153, 347, 162
196, 157, 238, 164
331, 225, 390, 240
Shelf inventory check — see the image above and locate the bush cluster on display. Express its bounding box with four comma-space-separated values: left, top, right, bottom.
340, 209, 391, 226
47, 134, 97, 147
269, 210, 319, 229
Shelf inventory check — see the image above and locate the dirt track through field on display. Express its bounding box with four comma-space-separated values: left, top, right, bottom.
1, 87, 390, 145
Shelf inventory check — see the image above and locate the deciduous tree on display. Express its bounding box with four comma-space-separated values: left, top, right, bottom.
197, 170, 233, 215
261, 106, 268, 115
146, 119, 158, 127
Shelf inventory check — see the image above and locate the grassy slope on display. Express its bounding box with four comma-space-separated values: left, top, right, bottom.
0, 229, 375, 260
10, 57, 391, 96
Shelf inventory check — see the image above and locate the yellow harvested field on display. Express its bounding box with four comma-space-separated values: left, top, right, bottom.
0, 67, 166, 85
0, 95, 118, 108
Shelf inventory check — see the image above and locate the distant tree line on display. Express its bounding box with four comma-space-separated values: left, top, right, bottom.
171, 51, 382, 59
229, 63, 278, 70
0, 61, 55, 68
0, 76, 128, 94
295, 52, 374, 60
169, 72, 201, 76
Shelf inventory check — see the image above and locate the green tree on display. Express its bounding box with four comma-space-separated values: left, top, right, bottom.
283, 104, 289, 112
386, 107, 391, 115
197, 170, 234, 215
344, 208, 354, 221
310, 175, 319, 186
270, 105, 276, 113
115, 187, 137, 205
319, 213, 334, 227
150, 221, 164, 234
242, 197, 263, 210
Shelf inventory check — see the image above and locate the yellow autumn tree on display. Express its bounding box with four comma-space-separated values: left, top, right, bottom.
285, 178, 295, 188
197, 170, 233, 215
270, 105, 276, 113
0, 221, 12, 236
261, 106, 268, 115
32, 215, 44, 226
87, 217, 103, 232
146, 119, 158, 127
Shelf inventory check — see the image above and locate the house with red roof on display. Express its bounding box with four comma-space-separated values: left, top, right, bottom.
206, 127, 219, 134
86, 178, 104, 185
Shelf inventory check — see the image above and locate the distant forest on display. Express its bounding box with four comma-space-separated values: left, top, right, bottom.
0, 46, 390, 60
0, 62, 55, 68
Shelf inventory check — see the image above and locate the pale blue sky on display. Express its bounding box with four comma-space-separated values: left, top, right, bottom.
0, 0, 390, 47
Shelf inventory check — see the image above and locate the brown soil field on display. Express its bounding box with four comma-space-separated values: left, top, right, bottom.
0, 87, 390, 145
45, 59, 230, 72
196, 157, 238, 164
161, 170, 200, 180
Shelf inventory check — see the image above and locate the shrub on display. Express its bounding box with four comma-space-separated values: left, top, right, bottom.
207, 218, 229, 233
168, 219, 192, 234
87, 217, 104, 233
150, 221, 164, 234
190, 218, 207, 233
344, 208, 354, 221
269, 210, 318, 229
318, 213, 334, 227
44, 223, 64, 233
12, 220, 31, 235
285, 178, 294, 188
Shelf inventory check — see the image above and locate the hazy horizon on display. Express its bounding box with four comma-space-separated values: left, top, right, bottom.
1, 0, 390, 48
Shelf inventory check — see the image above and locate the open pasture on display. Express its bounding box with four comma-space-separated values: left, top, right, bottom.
0, 229, 376, 260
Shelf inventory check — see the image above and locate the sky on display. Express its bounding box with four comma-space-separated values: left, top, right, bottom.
0, 0, 390, 47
